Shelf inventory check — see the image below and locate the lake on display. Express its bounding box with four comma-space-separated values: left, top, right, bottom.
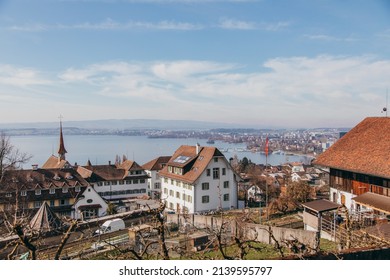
10, 135, 313, 168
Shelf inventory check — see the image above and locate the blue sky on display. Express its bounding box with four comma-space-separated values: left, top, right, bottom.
0, 0, 389, 128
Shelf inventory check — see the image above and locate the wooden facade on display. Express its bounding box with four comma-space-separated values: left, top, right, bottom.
330, 168, 390, 197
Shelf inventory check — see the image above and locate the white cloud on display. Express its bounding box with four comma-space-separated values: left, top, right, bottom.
218, 18, 290, 31
218, 19, 257, 30
2, 56, 390, 126
7, 18, 203, 32
304, 34, 359, 42
0, 64, 50, 86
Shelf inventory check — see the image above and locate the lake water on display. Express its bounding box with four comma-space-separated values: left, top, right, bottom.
10, 135, 313, 168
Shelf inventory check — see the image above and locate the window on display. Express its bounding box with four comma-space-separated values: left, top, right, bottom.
164, 178, 168, 183
119, 180, 124, 185
182, 193, 187, 200
21, 190, 27, 197
169, 190, 174, 196
34, 201, 42, 208
104, 181, 110, 186
169, 202, 174, 209
75, 186, 81, 192
223, 194, 229, 201
202, 182, 209, 190
50, 200, 55, 207
222, 168, 226, 176
60, 199, 69, 205
214, 157, 218, 163
176, 191, 180, 198
49, 188, 55, 194
223, 181, 229, 189
97, 182, 103, 186
5, 192, 12, 198
35, 189, 41, 196
187, 195, 192, 203
206, 169, 211, 176
154, 182, 161, 189
173, 155, 191, 164
164, 188, 168, 194
62, 187, 68, 193
133, 179, 139, 184
111, 181, 118, 185
140, 179, 145, 184
202, 196, 209, 203
126, 180, 132, 184
83, 209, 98, 219
213, 168, 220, 179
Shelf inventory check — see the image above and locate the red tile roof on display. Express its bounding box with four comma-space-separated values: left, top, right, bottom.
0, 168, 89, 191
42, 155, 71, 169
117, 160, 143, 171
314, 117, 390, 179
142, 156, 171, 171
158, 145, 225, 184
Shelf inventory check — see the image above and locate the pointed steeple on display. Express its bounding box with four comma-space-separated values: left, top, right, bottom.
58, 116, 67, 161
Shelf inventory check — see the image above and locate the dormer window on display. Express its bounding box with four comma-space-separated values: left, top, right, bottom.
62, 186, 68, 193
75, 186, 80, 192
50, 188, 55, 194
65, 174, 73, 180
21, 190, 27, 197
53, 174, 61, 180
35, 189, 41, 196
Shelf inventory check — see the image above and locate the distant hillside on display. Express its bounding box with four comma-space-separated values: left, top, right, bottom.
0, 119, 239, 130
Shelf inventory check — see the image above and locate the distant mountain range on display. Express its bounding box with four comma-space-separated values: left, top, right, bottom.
0, 119, 240, 130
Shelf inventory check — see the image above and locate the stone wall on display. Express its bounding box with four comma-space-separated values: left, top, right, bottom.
166, 214, 317, 247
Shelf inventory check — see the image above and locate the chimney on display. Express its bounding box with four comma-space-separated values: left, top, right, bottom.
109, 160, 111, 165
32, 164, 38, 170
196, 143, 200, 155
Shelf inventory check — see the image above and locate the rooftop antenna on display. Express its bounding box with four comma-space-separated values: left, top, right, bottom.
382, 89, 388, 117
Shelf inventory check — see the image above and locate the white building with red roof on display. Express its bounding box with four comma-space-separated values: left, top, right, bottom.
159, 144, 239, 214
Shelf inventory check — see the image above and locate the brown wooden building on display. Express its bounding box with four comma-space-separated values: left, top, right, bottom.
314, 117, 390, 216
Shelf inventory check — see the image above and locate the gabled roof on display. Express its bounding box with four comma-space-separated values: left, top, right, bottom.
42, 155, 71, 169
80, 164, 125, 181
314, 117, 390, 179
78, 162, 148, 182
29, 201, 63, 232
117, 160, 143, 171
158, 145, 226, 184
142, 156, 171, 171
0, 168, 89, 191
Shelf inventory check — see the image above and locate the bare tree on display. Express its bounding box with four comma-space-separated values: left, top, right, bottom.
0, 132, 31, 180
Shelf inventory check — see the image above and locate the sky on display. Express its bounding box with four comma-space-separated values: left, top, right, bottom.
0, 0, 389, 128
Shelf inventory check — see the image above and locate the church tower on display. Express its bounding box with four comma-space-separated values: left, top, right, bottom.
58, 118, 67, 161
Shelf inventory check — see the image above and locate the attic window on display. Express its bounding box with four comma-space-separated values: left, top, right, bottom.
66, 175, 73, 180
54, 175, 61, 180
35, 189, 41, 196
173, 156, 191, 164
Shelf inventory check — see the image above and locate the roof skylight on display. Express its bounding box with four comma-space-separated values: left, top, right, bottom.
173, 155, 191, 164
